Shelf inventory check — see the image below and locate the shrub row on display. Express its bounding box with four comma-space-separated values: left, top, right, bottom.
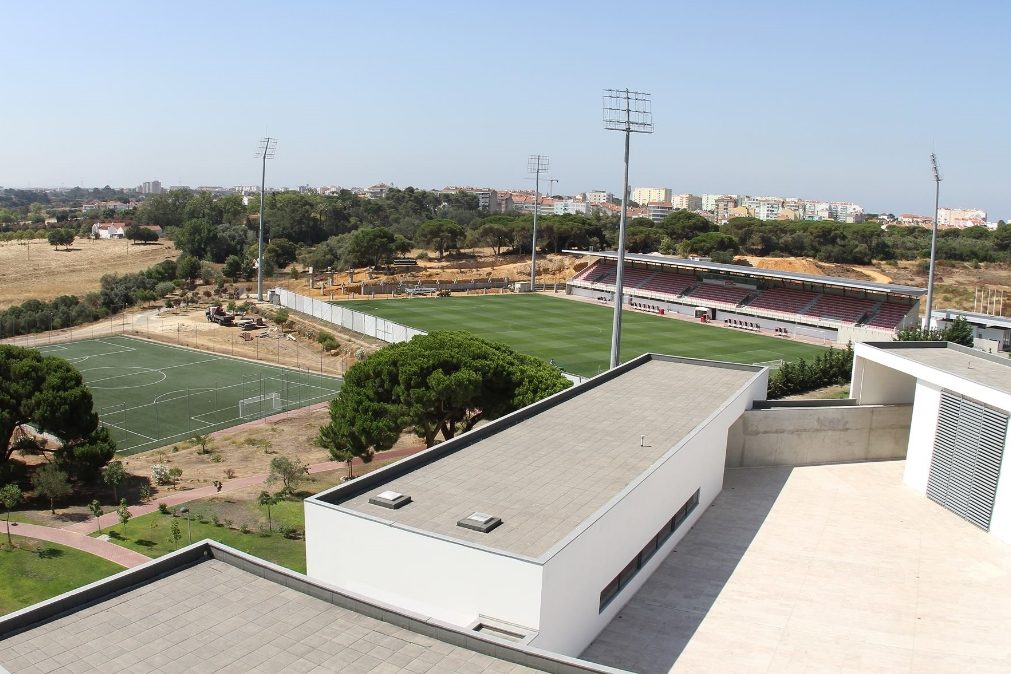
766, 343, 854, 399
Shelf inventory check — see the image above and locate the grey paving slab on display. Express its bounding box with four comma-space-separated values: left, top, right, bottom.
341, 359, 758, 557
581, 461, 1011, 674
0, 560, 545, 674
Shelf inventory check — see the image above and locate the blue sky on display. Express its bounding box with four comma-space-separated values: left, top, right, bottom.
1, 0, 1008, 219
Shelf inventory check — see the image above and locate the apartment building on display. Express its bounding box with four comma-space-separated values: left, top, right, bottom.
586, 190, 614, 204
673, 193, 702, 211
647, 202, 675, 223
632, 187, 672, 205
937, 207, 987, 229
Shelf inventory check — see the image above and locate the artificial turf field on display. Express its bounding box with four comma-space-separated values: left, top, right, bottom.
34, 336, 341, 454
333, 294, 828, 376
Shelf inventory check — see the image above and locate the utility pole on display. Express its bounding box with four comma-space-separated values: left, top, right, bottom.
527, 155, 549, 290
255, 137, 278, 301
923, 153, 942, 330
603, 89, 653, 369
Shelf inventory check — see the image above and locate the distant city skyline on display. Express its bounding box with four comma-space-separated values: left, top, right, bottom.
1, 1, 1008, 220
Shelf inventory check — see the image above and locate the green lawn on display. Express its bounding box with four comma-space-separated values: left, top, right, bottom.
0, 535, 125, 616
33, 336, 342, 454
333, 294, 828, 376
96, 464, 392, 574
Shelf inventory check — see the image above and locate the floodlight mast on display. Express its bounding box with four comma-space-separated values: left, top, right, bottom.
603, 89, 653, 369
255, 137, 278, 301
528, 155, 549, 289
923, 153, 942, 329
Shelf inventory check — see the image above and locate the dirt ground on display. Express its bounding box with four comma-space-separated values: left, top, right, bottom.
0, 238, 177, 309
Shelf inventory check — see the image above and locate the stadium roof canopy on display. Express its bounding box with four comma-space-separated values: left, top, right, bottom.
564, 250, 926, 297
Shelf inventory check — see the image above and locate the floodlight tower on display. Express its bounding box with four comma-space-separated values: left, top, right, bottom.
547, 177, 559, 197
603, 88, 653, 369
255, 137, 278, 301
923, 153, 942, 329
528, 154, 549, 289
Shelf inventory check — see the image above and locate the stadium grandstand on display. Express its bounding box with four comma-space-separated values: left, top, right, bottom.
566, 251, 925, 344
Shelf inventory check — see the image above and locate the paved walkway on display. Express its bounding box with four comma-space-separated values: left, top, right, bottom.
63, 444, 425, 534
8, 522, 151, 568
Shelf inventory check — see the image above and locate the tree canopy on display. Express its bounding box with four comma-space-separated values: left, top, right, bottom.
0, 345, 116, 482
318, 332, 572, 460
895, 316, 974, 347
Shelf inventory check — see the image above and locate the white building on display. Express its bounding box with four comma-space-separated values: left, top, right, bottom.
931, 309, 1011, 354
851, 342, 1011, 543
305, 354, 768, 656
632, 187, 671, 205
672, 193, 702, 211
553, 199, 590, 215
937, 207, 987, 229
586, 190, 613, 205
91, 222, 126, 238
646, 201, 674, 223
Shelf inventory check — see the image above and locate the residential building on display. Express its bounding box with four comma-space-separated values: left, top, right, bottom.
672, 193, 702, 211
632, 187, 671, 205
587, 190, 614, 205
366, 183, 391, 199
741, 196, 783, 221
647, 202, 674, 223
937, 207, 987, 229
91, 222, 126, 239
441, 186, 499, 213
714, 195, 737, 223
138, 180, 162, 194
554, 199, 590, 215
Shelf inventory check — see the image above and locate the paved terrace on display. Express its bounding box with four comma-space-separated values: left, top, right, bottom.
0, 544, 626, 674
582, 461, 1011, 674
334, 357, 761, 558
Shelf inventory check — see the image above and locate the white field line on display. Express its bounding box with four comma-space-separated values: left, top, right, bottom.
82, 356, 223, 385
99, 419, 157, 441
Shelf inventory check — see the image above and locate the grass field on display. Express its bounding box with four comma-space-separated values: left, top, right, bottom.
0, 535, 124, 615
333, 294, 828, 376
35, 336, 342, 454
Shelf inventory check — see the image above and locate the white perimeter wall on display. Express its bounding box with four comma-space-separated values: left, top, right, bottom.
304, 503, 543, 630
532, 371, 768, 656
272, 288, 426, 343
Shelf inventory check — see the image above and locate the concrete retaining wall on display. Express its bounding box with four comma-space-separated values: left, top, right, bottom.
726, 404, 912, 467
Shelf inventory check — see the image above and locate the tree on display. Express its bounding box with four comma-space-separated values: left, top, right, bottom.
257, 491, 279, 532
102, 460, 127, 501
0, 346, 116, 482
190, 434, 211, 455
31, 463, 71, 514
416, 219, 465, 260
125, 225, 159, 244
223, 255, 244, 282
267, 456, 309, 497
319, 332, 571, 453
116, 498, 131, 530
1, 483, 21, 545
47, 229, 74, 250
944, 316, 975, 347
176, 254, 202, 283
265, 238, 297, 268
170, 518, 182, 548
344, 227, 395, 268
89, 499, 104, 533
472, 222, 513, 257
896, 316, 974, 347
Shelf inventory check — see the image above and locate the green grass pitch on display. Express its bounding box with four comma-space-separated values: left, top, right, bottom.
33, 336, 342, 454
332, 294, 828, 376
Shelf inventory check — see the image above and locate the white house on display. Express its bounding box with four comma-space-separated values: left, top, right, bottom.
91, 222, 126, 239
851, 341, 1011, 543
305, 353, 768, 656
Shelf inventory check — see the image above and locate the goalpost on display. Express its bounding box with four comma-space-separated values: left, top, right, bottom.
238, 392, 282, 419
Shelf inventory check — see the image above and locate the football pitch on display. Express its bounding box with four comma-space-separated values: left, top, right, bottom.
34, 336, 342, 455
332, 294, 828, 376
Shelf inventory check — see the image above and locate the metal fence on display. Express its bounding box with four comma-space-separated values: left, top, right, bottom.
271, 288, 427, 344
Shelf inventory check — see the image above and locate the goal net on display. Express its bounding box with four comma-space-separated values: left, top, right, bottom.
238, 392, 282, 418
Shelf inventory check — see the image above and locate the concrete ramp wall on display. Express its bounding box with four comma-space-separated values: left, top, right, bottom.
726, 404, 912, 468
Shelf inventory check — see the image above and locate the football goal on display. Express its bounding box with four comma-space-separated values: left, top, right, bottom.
238, 392, 282, 419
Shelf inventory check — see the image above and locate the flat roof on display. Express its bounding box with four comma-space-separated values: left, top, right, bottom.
564, 250, 926, 297
0, 542, 621, 674
323, 355, 762, 559
861, 341, 1011, 396
932, 308, 1011, 330
582, 461, 1011, 673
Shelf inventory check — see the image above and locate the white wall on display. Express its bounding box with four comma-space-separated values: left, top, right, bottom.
989, 423, 1011, 544
902, 381, 942, 493
305, 503, 543, 630
852, 355, 917, 405
531, 371, 768, 656
272, 288, 425, 344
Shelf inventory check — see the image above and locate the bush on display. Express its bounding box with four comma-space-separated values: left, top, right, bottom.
316, 330, 339, 352
157, 502, 170, 515
151, 464, 171, 486
767, 343, 854, 399
277, 523, 302, 540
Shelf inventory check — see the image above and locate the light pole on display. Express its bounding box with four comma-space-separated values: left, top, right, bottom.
603, 89, 654, 369
527, 155, 549, 290
255, 137, 278, 301
923, 153, 943, 330
178, 506, 192, 544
